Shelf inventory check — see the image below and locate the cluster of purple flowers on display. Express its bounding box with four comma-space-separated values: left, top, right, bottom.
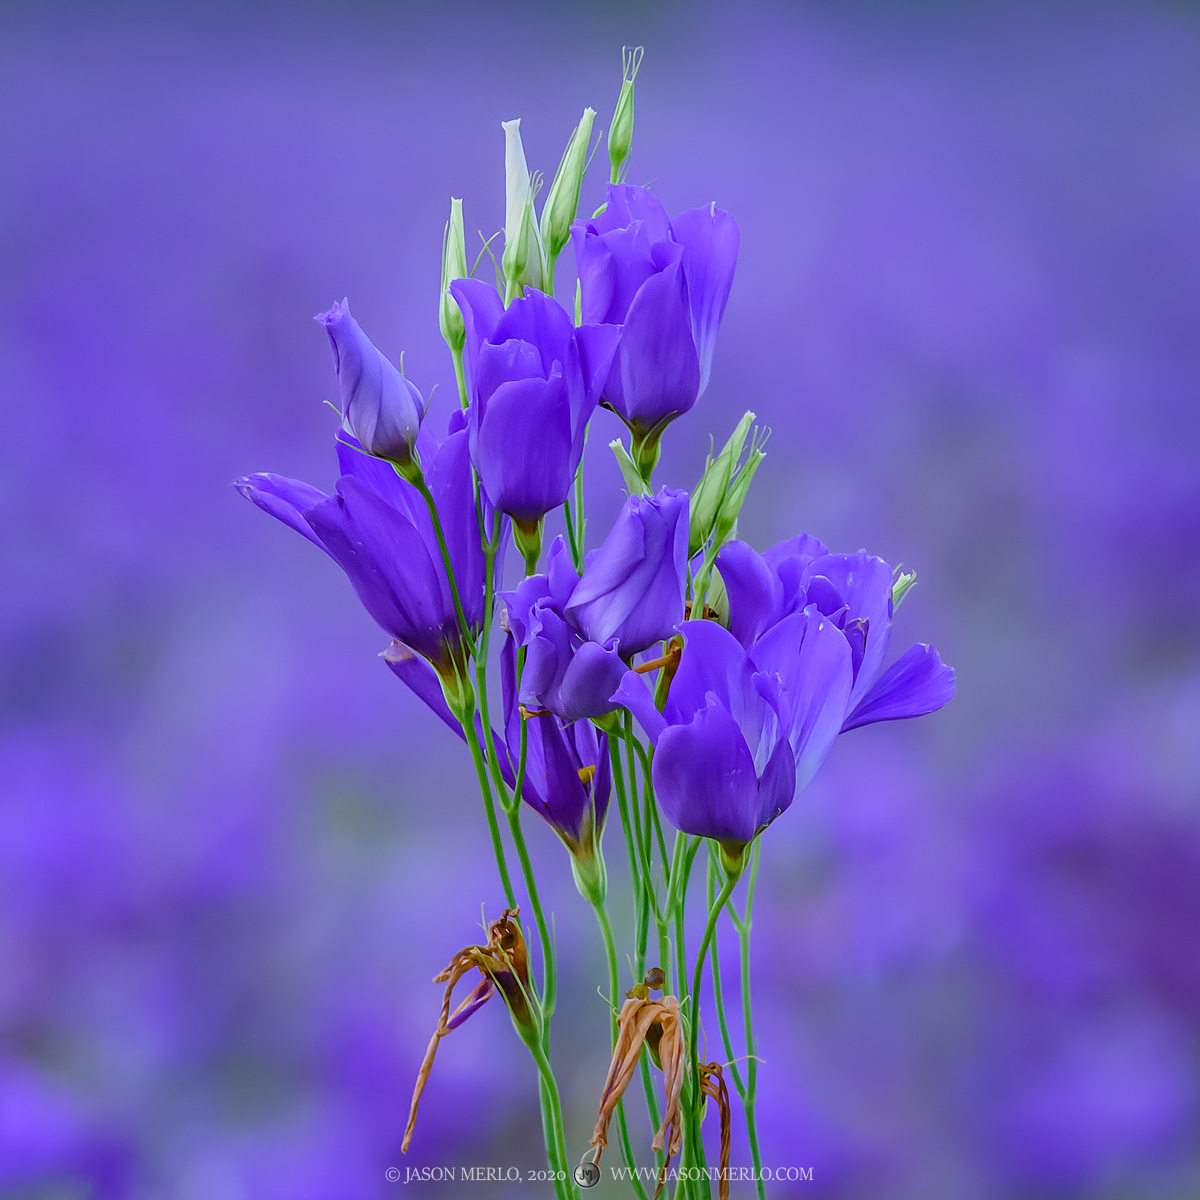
240, 181, 953, 860
237, 57, 954, 1194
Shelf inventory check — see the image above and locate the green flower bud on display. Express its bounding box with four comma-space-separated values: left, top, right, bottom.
439, 197, 468, 353
540, 107, 596, 264
610, 438, 650, 497
710, 425, 768, 551
501, 119, 545, 301
892, 568, 917, 609
608, 46, 643, 184
689, 411, 755, 557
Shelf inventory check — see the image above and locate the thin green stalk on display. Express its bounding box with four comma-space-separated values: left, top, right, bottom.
573, 433, 587, 552
608, 734, 644, 913
529, 1040, 577, 1200
684, 866, 737, 1199
563, 497, 583, 572
737, 842, 767, 1200
536, 1075, 571, 1200
706, 852, 746, 1101
414, 477, 474, 653
452, 344, 469, 410
594, 901, 651, 1200
461, 717, 517, 911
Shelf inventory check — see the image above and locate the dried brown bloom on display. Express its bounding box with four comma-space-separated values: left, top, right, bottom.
590, 992, 685, 1168
402, 908, 533, 1153
699, 1061, 732, 1200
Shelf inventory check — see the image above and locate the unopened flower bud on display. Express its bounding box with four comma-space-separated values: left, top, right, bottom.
892, 568, 917, 609
501, 119, 545, 300
439, 197, 468, 353
541, 107, 596, 265
689, 411, 755, 557
608, 46, 644, 184
610, 438, 650, 497
316, 299, 423, 467
710, 426, 768, 550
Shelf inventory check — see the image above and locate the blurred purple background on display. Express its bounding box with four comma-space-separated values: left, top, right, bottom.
3, 2, 1200, 1197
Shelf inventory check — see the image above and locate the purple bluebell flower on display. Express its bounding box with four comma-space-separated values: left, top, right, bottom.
316, 299, 425, 468
611, 621, 803, 851
237, 416, 496, 675
449, 279, 619, 525
499, 489, 688, 722
571, 184, 739, 442
565, 487, 689, 653
501, 642, 611, 896
501, 538, 628, 723
717, 537, 956, 731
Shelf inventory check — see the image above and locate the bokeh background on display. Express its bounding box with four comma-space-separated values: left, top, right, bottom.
3, 2, 1200, 1197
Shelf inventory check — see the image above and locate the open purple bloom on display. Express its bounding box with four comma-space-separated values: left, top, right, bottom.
499, 489, 688, 722
612, 621, 801, 849
450, 279, 619, 524
316, 298, 424, 466
501, 539, 627, 722
717, 537, 956, 731
571, 184, 739, 436
237, 414, 497, 672
565, 487, 689, 653
501, 641, 611, 864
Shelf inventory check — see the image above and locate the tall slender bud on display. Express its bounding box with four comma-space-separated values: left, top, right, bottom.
501, 119, 545, 300
711, 430, 767, 550
540, 107, 596, 266
439, 198, 468, 353
608, 46, 643, 184
689, 411, 755, 556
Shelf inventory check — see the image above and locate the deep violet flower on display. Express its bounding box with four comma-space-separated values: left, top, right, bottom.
237, 414, 497, 674
571, 184, 739, 445
316, 299, 425, 468
499, 489, 688, 722
450, 279, 619, 527
716, 536, 956, 730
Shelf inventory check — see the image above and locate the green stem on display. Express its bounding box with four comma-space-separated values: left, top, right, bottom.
594, 901, 651, 1200
608, 734, 644, 916
563, 498, 583, 572
529, 1040, 577, 1200
452, 343, 469, 411
738, 842, 767, 1200
414, 476, 474, 654
461, 717, 517, 911
685, 866, 738, 1200
706, 852, 746, 1102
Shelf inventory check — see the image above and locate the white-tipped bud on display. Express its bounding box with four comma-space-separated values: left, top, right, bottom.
501, 119, 545, 300
689, 411, 755, 557
540, 107, 596, 263
610, 438, 650, 497
608, 46, 643, 184
440, 198, 468, 352
892, 568, 917, 609
711, 432, 767, 550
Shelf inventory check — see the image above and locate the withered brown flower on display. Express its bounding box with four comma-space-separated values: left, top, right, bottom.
402, 907, 533, 1153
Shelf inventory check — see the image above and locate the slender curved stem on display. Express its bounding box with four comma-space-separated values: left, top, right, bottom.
414, 476, 474, 654
452, 344, 469, 411
706, 852, 746, 1101
738, 842, 767, 1200
461, 717, 517, 911
684, 867, 737, 1199
529, 1040, 577, 1200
